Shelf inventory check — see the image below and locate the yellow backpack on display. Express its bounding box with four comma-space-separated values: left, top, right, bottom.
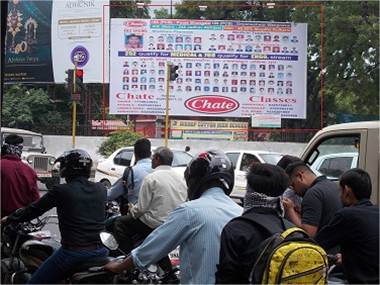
249, 227, 329, 284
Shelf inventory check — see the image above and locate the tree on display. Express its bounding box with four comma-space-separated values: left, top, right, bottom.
154, 8, 171, 19
172, 1, 379, 131
110, 0, 151, 18
2, 85, 69, 133
98, 130, 142, 157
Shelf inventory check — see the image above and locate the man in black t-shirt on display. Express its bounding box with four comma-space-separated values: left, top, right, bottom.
316, 168, 379, 284
283, 161, 342, 237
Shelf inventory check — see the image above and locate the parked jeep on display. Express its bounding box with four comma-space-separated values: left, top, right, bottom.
1, 127, 59, 190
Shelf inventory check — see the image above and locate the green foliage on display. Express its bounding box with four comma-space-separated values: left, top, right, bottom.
154, 8, 170, 19
110, 0, 151, 18
2, 85, 66, 132
172, 1, 379, 129
98, 130, 143, 157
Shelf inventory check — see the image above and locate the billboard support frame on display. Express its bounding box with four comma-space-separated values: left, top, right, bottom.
102, 2, 326, 136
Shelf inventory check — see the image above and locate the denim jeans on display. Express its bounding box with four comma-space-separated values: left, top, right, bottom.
27, 246, 108, 284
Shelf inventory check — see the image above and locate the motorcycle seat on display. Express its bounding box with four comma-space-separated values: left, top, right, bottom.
71, 256, 114, 273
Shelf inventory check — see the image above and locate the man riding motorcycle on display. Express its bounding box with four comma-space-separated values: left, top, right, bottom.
1, 149, 108, 284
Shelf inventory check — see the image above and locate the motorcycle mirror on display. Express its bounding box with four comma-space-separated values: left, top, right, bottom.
147, 264, 158, 273
100, 231, 119, 250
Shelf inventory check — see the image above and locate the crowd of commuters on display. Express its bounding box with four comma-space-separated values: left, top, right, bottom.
1, 135, 378, 284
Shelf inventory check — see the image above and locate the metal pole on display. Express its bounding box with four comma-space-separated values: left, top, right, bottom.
164, 63, 170, 147
72, 59, 78, 148
170, 0, 173, 18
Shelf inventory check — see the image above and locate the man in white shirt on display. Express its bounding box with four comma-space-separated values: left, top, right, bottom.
113, 146, 187, 272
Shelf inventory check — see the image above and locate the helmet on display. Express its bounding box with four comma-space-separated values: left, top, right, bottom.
55, 149, 92, 178
184, 150, 234, 200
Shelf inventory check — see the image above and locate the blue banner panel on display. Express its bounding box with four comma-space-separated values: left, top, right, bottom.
4, 0, 53, 83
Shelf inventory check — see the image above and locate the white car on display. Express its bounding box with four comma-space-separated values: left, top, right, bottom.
95, 146, 193, 188
225, 150, 283, 200
310, 152, 358, 180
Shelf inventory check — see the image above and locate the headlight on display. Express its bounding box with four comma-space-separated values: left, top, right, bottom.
27, 158, 33, 164
49, 157, 56, 165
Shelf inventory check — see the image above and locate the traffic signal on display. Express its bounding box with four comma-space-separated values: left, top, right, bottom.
65, 69, 74, 91
169, 64, 179, 81
74, 69, 84, 93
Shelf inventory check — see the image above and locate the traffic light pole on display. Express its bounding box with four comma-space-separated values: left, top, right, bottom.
164, 63, 171, 147
72, 60, 78, 149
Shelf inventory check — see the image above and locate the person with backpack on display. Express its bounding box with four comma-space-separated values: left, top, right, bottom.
215, 163, 291, 284
1, 149, 108, 284
104, 150, 243, 284
107, 138, 152, 207
216, 163, 328, 284
316, 168, 379, 284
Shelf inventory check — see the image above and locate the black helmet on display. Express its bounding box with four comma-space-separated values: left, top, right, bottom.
55, 149, 92, 178
184, 150, 234, 200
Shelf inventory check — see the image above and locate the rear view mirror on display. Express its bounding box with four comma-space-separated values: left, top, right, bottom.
100, 231, 119, 250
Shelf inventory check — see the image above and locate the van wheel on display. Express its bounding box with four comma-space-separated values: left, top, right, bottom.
101, 180, 111, 189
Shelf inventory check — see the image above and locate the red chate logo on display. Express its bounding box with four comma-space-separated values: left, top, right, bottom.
127, 21, 146, 27
185, 96, 239, 114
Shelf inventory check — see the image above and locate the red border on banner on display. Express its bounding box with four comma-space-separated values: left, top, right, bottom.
102, 2, 326, 134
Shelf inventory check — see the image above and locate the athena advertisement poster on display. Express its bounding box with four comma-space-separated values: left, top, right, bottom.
4, 0, 109, 84
110, 19, 307, 119
5, 0, 54, 83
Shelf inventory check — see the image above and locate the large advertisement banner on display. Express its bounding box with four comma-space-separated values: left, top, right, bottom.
5, 0, 54, 83
4, 0, 109, 84
52, 0, 109, 83
110, 19, 307, 119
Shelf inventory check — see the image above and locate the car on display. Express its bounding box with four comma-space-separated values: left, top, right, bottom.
310, 152, 358, 180
94, 146, 193, 188
225, 150, 283, 200
1, 127, 59, 189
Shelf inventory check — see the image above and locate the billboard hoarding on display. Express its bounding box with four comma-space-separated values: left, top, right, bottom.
52, 0, 109, 83
4, 0, 54, 83
110, 19, 307, 119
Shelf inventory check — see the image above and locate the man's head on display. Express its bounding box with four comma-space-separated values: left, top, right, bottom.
134, 138, 151, 161
1, 134, 24, 158
184, 150, 234, 200
55, 149, 92, 180
277, 155, 302, 171
285, 161, 316, 197
339, 168, 372, 206
246, 163, 289, 197
151, 146, 173, 169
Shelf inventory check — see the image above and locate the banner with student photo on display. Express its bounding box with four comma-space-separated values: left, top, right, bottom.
110, 19, 307, 119
4, 0, 54, 83
52, 0, 109, 83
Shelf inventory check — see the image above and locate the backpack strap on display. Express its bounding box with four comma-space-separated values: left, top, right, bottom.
280, 227, 308, 239
121, 166, 134, 196
237, 210, 292, 236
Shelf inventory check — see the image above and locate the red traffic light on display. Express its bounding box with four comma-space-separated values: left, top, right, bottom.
75, 69, 84, 78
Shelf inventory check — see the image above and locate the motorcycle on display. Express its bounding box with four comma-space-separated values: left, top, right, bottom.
99, 231, 180, 284
1, 215, 60, 284
1, 216, 116, 284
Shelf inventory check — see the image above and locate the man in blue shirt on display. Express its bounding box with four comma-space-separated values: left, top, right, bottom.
107, 138, 152, 205
104, 150, 243, 284
316, 169, 379, 284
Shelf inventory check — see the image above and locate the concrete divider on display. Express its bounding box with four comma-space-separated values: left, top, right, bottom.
44, 135, 306, 164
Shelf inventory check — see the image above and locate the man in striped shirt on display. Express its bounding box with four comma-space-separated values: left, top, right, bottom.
104, 150, 242, 284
